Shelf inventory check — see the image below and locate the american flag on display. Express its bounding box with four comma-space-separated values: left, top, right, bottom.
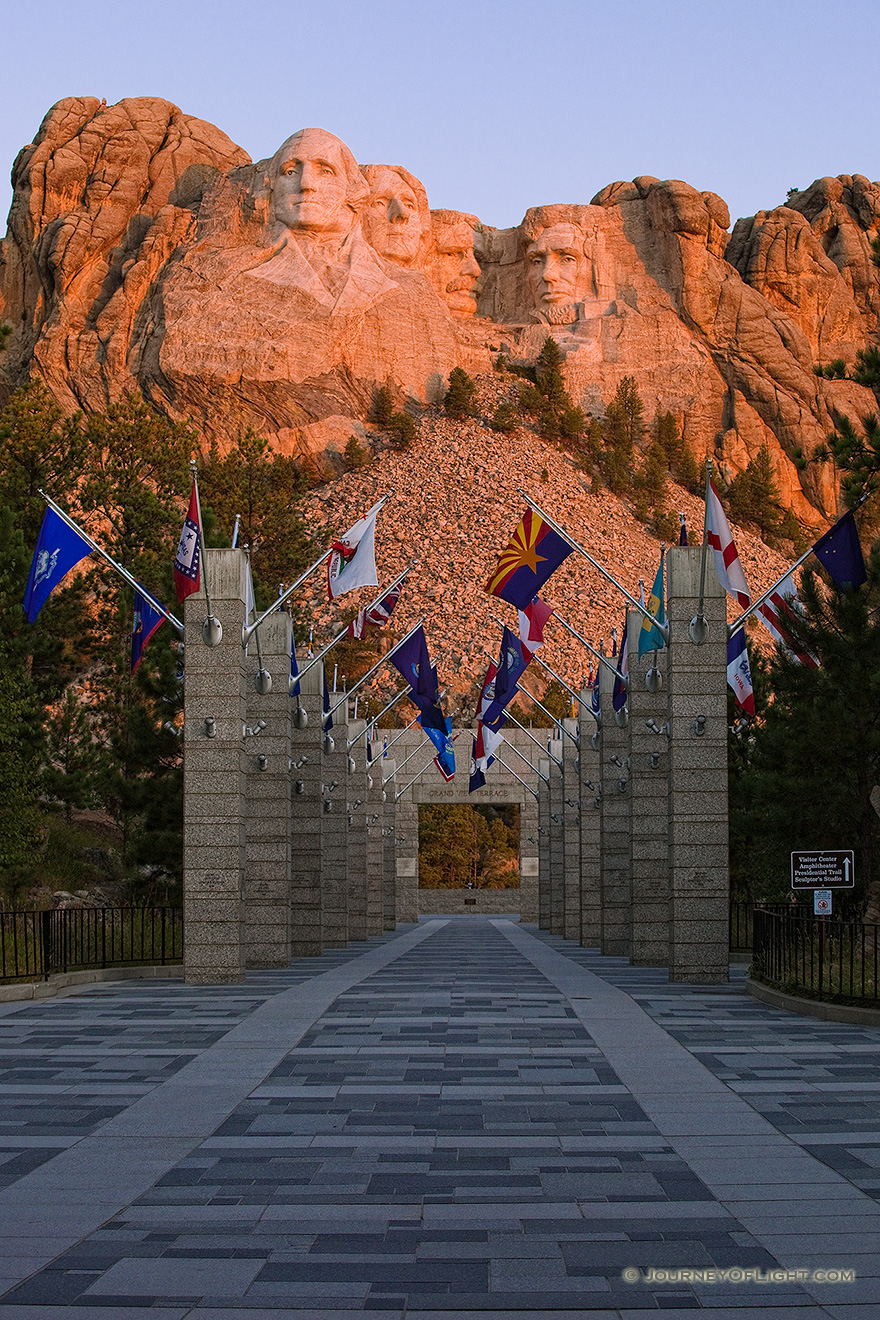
347, 584, 401, 639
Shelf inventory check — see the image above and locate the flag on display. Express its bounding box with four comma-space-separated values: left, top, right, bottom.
755, 574, 818, 668
131, 590, 165, 672
290, 639, 301, 697
348, 583, 401, 639
483, 628, 528, 729
423, 718, 455, 781
486, 508, 574, 609
518, 595, 553, 658
469, 721, 503, 793
23, 506, 92, 623
591, 667, 601, 718
469, 738, 486, 793
638, 549, 666, 656
679, 513, 688, 546
706, 479, 751, 610
245, 556, 256, 621
323, 670, 334, 730
327, 499, 382, 599
173, 480, 201, 604
811, 510, 867, 590
389, 625, 446, 732
726, 627, 755, 716
612, 618, 628, 712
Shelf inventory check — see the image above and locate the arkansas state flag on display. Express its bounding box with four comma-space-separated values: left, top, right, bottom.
706, 480, 751, 610
726, 626, 755, 717
173, 481, 201, 604
486, 509, 573, 609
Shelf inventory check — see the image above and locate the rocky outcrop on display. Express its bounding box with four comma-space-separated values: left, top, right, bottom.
2, 99, 879, 518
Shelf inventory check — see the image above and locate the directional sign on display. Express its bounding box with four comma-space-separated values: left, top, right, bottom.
814, 890, 832, 915
791, 850, 855, 890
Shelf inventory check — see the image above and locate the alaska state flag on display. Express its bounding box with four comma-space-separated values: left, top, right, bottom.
131, 590, 165, 672
23, 506, 93, 623
486, 509, 574, 609
811, 510, 867, 590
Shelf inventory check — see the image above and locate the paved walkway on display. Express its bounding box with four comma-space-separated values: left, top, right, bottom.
0, 915, 878, 1318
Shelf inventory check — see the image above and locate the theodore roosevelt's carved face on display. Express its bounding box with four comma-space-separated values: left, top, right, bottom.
362, 166, 423, 265
526, 223, 586, 322
431, 214, 481, 315
269, 128, 363, 239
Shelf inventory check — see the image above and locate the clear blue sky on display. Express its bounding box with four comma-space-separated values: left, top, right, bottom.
2, 0, 878, 233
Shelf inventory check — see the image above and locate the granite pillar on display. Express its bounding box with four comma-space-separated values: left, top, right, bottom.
627, 609, 671, 967
578, 691, 602, 948
289, 659, 323, 956
599, 655, 632, 957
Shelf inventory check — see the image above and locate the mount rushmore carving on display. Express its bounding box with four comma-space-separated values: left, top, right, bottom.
2, 96, 879, 521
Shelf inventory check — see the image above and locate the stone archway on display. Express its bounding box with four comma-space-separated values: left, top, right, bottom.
386, 727, 540, 920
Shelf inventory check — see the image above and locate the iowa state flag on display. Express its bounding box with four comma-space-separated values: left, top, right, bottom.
173, 481, 201, 604
486, 509, 573, 609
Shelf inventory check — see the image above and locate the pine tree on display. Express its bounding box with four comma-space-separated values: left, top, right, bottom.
726, 446, 783, 539
491, 402, 519, 434
601, 376, 644, 494
444, 367, 478, 420
343, 435, 369, 470
388, 411, 417, 449
372, 385, 395, 427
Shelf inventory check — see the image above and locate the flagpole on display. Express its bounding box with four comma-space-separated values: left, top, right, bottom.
479, 646, 578, 745
324, 618, 425, 725
347, 686, 410, 747
493, 753, 540, 800
38, 491, 183, 635
242, 490, 395, 645
486, 609, 587, 709
502, 708, 563, 766
515, 488, 668, 641
497, 737, 549, 783
725, 500, 870, 633
691, 460, 713, 644
551, 610, 619, 684
189, 459, 222, 645
382, 688, 450, 755
394, 756, 438, 801
388, 737, 434, 787
296, 564, 414, 682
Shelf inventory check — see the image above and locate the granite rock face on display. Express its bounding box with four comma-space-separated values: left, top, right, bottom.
2, 98, 878, 516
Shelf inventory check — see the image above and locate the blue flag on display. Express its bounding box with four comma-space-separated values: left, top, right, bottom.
469, 738, 486, 793
131, 590, 165, 672
638, 550, 666, 656
389, 625, 434, 700
290, 639, 301, 698
323, 671, 334, 730
812, 511, 867, 590
423, 717, 455, 782
23, 506, 92, 623
483, 627, 528, 729
679, 514, 688, 546
612, 618, 628, 712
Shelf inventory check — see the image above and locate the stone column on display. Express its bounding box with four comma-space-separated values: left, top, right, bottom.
547, 738, 565, 936
183, 549, 247, 985
365, 742, 386, 934
599, 655, 632, 957
666, 546, 729, 982
345, 718, 369, 942
518, 740, 540, 923
578, 691, 602, 948
244, 611, 292, 968
561, 717, 581, 942
393, 737, 420, 923
382, 757, 398, 928
627, 609, 671, 966
537, 760, 551, 929
289, 659, 323, 956
320, 701, 349, 948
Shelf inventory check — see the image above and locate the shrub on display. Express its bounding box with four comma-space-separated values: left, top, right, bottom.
372, 385, 395, 426
491, 402, 519, 434
388, 411, 417, 449
444, 367, 477, 420
343, 435, 369, 470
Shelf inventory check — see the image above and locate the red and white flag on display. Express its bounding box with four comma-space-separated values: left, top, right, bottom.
173, 480, 201, 604
726, 627, 755, 717
327, 500, 382, 599
755, 573, 818, 668
706, 479, 751, 610
347, 584, 401, 639
518, 595, 554, 658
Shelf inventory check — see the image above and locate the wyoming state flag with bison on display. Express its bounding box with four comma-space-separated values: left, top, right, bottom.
485, 509, 573, 609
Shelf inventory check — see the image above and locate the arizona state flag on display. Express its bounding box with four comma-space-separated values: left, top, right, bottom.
486, 509, 573, 609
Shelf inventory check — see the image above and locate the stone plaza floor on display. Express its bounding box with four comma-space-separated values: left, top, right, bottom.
0, 914, 879, 1319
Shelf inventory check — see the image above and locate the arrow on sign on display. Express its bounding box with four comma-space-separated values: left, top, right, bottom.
844, 857, 852, 883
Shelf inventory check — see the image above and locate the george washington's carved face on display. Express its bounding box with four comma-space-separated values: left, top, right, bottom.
526, 223, 586, 322
362, 167, 423, 265
269, 128, 364, 239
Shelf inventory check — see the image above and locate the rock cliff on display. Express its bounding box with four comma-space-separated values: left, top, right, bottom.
2, 97, 879, 528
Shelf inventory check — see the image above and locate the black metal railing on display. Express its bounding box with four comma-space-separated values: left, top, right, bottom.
0, 907, 183, 983
752, 906, 880, 1005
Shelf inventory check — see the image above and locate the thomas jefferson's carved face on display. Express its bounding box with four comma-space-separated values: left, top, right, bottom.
362, 167, 422, 265
271, 129, 355, 239
526, 223, 585, 320
432, 220, 481, 315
